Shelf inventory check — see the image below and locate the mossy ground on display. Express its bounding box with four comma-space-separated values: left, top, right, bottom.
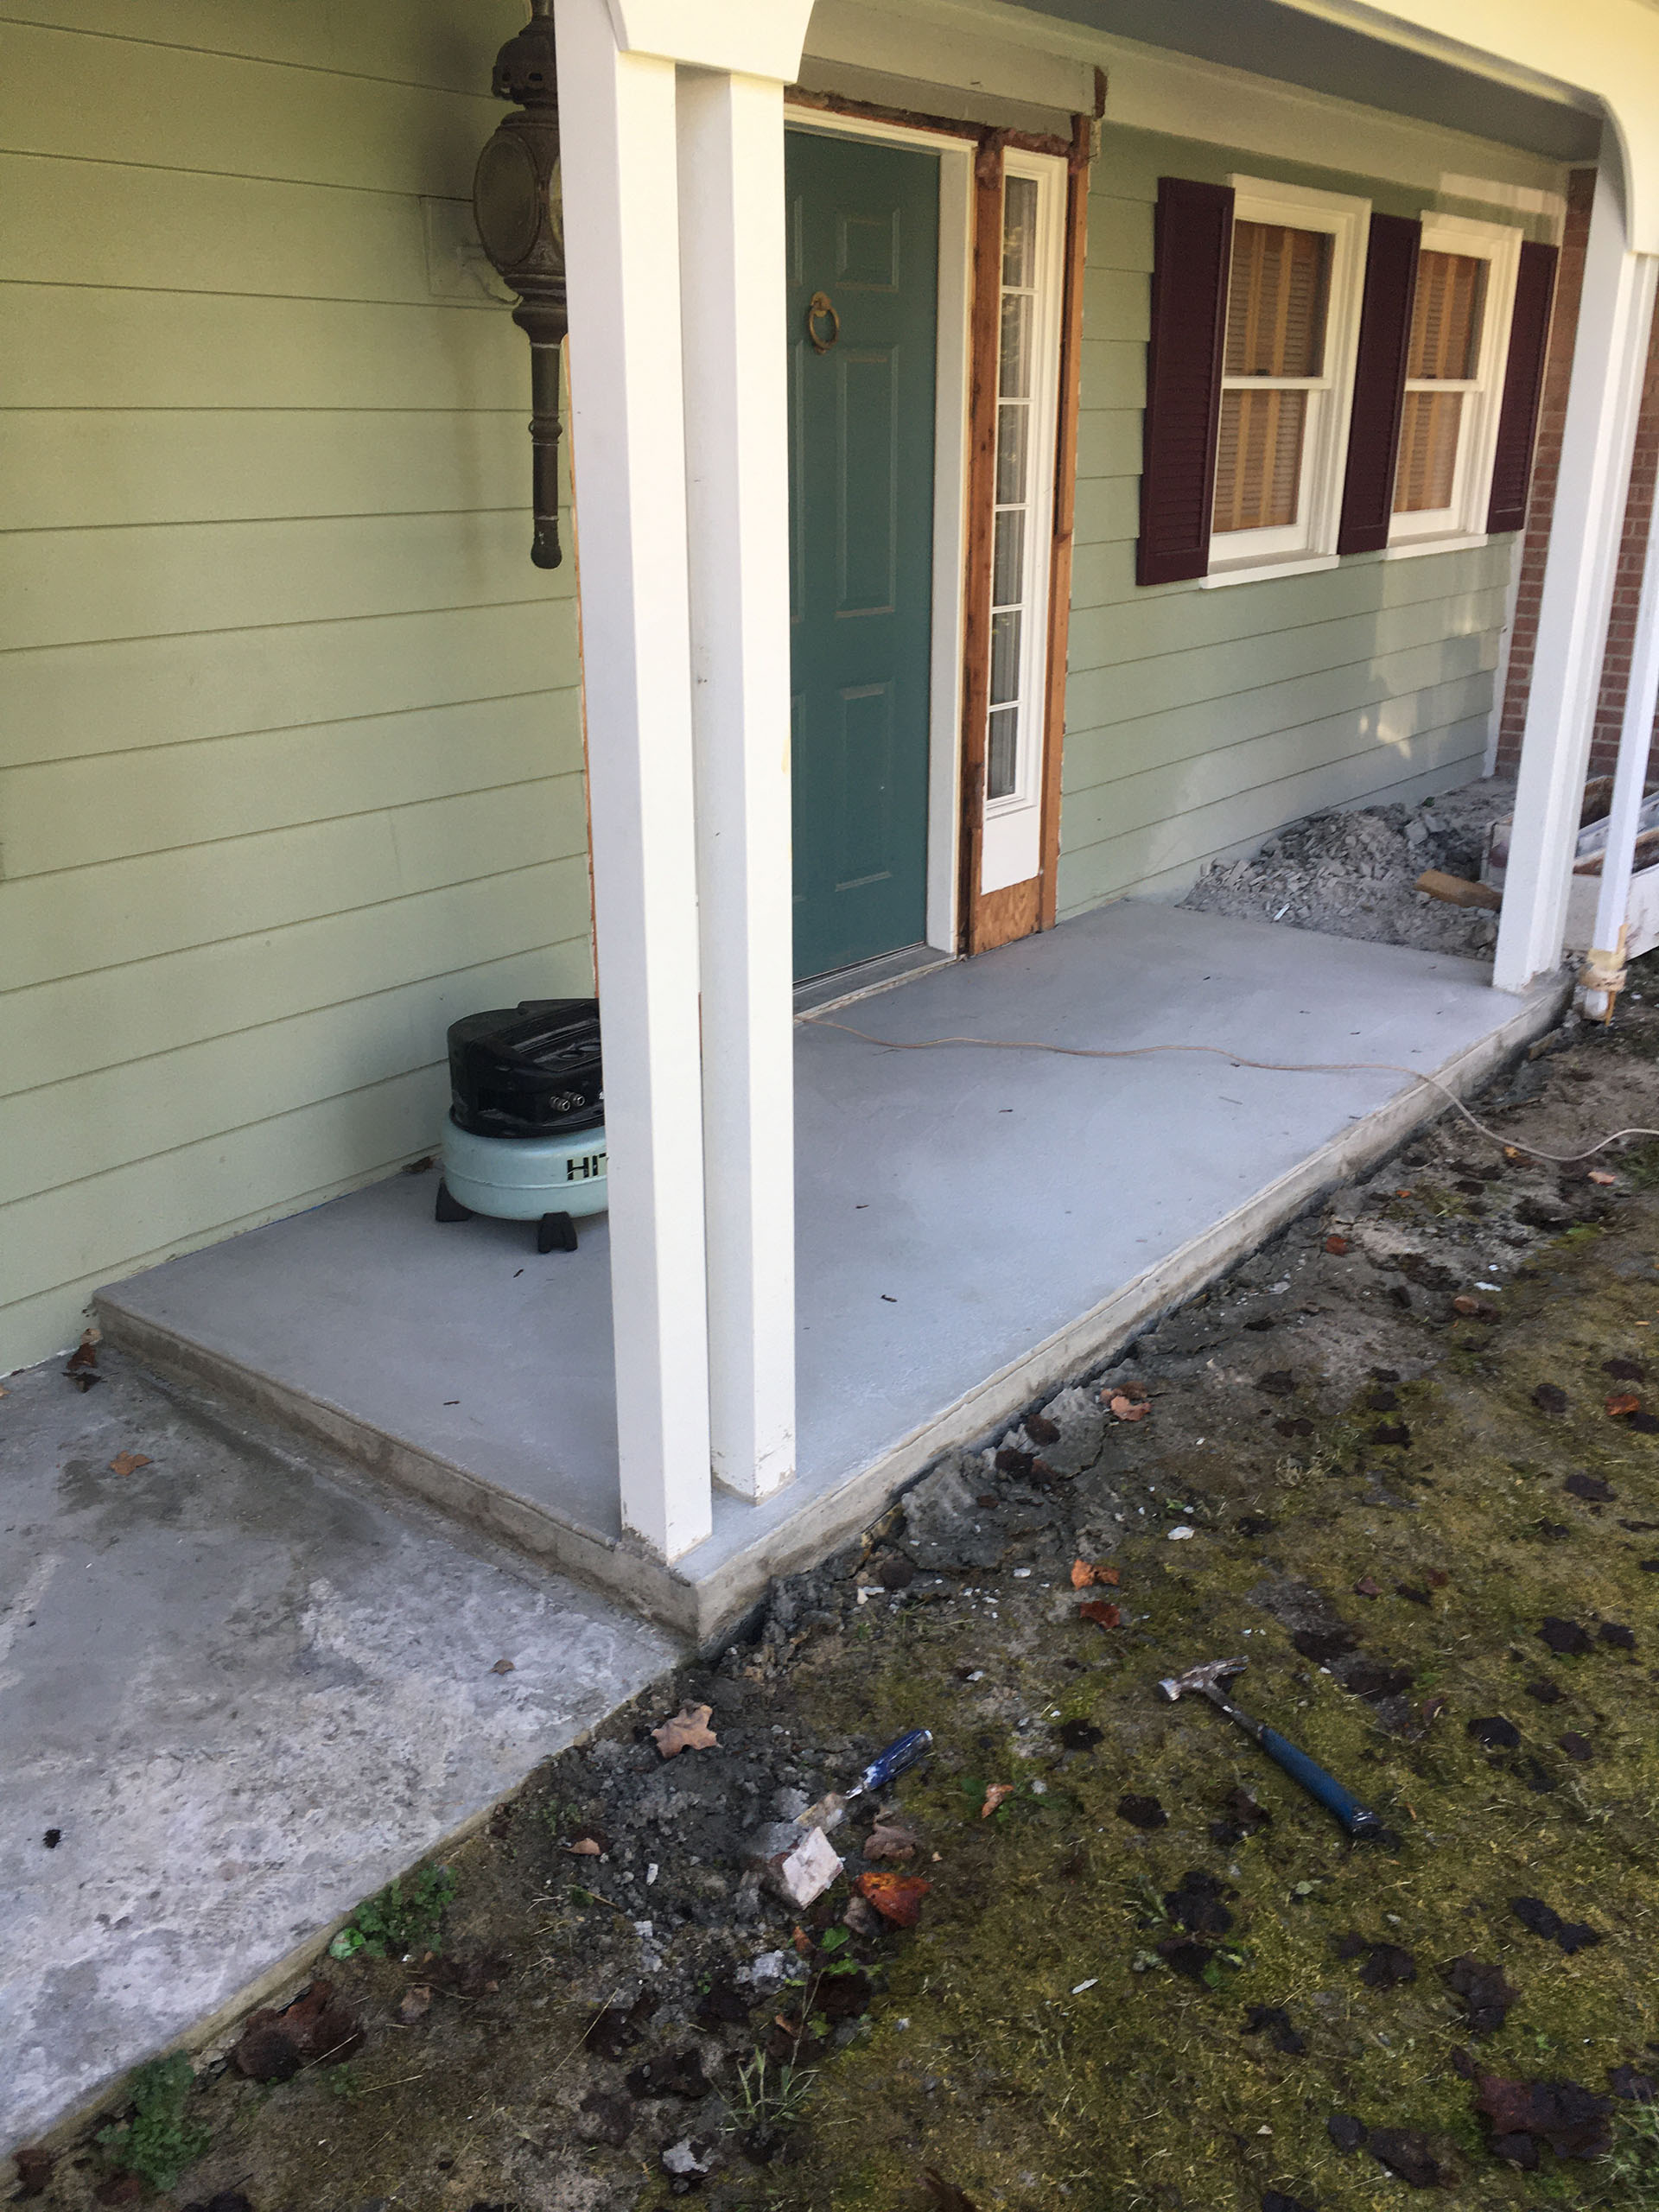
32, 970, 1659, 2212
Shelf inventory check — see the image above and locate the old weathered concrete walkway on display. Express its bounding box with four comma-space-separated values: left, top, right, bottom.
0, 1351, 677, 2155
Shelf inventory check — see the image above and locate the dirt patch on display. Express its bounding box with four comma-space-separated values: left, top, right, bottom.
24, 957, 1659, 2212
1181, 775, 1513, 957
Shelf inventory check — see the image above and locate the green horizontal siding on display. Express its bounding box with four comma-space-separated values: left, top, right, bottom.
0, 0, 589, 1375
1057, 121, 1544, 922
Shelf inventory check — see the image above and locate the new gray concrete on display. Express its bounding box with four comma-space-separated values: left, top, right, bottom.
0, 1350, 678, 2156
98, 904, 1566, 1639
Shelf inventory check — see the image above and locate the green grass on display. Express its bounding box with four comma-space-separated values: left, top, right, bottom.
327, 1863, 456, 1961
96, 2054, 210, 2192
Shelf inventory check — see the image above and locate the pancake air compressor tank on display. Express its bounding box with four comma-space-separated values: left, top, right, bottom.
436, 999, 605, 1253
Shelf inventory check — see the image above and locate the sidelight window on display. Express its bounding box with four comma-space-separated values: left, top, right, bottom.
981, 150, 1065, 896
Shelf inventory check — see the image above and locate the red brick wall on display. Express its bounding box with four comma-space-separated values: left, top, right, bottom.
1495, 167, 1659, 785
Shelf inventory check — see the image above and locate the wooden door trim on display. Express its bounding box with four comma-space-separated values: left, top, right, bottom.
1039, 115, 1095, 931
960, 116, 1094, 956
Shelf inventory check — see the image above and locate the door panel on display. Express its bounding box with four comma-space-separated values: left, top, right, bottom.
787, 129, 938, 982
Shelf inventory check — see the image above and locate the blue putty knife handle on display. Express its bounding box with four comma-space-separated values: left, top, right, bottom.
856, 1728, 933, 1796
1259, 1726, 1383, 1840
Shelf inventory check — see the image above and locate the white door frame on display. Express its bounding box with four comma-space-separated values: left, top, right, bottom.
784, 106, 975, 956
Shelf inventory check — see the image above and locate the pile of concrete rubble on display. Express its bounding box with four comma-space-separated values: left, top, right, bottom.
1180, 775, 1514, 957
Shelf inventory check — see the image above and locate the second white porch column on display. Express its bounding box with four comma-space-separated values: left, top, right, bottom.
677, 68, 798, 1500
1495, 148, 1659, 994
556, 0, 712, 1558
1584, 428, 1659, 1013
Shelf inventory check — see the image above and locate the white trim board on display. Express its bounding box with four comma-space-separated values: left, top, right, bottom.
785, 108, 975, 956
802, 0, 1572, 200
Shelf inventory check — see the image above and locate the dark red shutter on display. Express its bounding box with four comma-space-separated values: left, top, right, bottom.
1137, 177, 1233, 586
1485, 240, 1559, 533
1336, 213, 1421, 555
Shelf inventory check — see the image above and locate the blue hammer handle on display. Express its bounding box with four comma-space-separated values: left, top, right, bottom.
1205, 1683, 1384, 1841
1257, 1726, 1380, 1838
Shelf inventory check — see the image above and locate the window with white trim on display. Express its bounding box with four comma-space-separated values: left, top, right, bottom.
981, 147, 1066, 898
1389, 213, 1522, 550
1207, 179, 1370, 579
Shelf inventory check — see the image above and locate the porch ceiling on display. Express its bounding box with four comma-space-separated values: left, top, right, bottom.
97, 905, 1565, 1643
1007, 0, 1602, 160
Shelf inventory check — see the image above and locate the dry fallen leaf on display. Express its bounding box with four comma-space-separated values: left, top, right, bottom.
564, 1834, 603, 1857
1077, 1599, 1122, 1630
397, 1985, 432, 2024
490, 1657, 516, 1675
1588, 1170, 1618, 1186
1353, 1575, 1382, 1598
1325, 1234, 1350, 1255
791, 1924, 813, 1955
1109, 1395, 1150, 1422
652, 1702, 719, 1758
863, 1818, 920, 1863
1606, 1393, 1643, 1418
66, 1330, 99, 1374
854, 1870, 931, 1927
107, 1451, 150, 1478
980, 1783, 1014, 1819
1070, 1558, 1119, 1588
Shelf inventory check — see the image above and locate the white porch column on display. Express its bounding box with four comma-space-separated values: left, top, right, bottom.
555, 0, 711, 1558
1584, 433, 1659, 1013
677, 69, 798, 1500
1494, 149, 1659, 995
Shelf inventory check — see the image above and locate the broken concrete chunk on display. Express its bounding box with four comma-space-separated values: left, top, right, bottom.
765, 1823, 843, 1909
899, 1457, 1007, 1571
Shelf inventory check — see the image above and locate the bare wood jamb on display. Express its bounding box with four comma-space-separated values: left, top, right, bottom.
956, 128, 1008, 956
1038, 109, 1095, 931
785, 82, 1073, 159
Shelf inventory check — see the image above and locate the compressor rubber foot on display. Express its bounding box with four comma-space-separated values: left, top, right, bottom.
537, 1211, 579, 1255
435, 1179, 473, 1224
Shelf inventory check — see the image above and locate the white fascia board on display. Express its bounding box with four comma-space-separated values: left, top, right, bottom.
1271, 0, 1659, 249
802, 0, 1094, 118
855, 0, 1572, 200
607, 0, 815, 79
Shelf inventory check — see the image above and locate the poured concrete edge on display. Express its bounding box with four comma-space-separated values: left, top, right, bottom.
674, 969, 1573, 1618
88, 1304, 690, 1634
99, 972, 1567, 1649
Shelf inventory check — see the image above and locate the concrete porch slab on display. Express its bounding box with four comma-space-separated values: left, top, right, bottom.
0, 1350, 678, 2156
98, 904, 1566, 1643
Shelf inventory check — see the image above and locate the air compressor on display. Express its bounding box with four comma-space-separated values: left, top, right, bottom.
435, 998, 606, 1253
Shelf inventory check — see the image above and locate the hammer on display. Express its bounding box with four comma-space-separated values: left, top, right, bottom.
1157, 1658, 1387, 1842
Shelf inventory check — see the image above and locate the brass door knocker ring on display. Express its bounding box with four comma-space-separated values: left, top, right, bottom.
806, 290, 840, 353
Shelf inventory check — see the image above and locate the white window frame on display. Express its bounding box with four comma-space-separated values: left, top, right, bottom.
1385, 211, 1523, 556
980, 145, 1068, 898
1203, 176, 1370, 588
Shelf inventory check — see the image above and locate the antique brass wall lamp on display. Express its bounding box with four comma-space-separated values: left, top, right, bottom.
474, 0, 566, 567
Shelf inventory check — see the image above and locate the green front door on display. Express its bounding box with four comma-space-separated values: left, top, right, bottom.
786, 130, 939, 982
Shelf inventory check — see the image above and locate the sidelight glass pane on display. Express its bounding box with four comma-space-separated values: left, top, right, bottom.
990, 607, 1022, 706
987, 707, 1020, 801
1001, 175, 1038, 290
1408, 251, 1485, 381
1000, 290, 1033, 400
992, 507, 1026, 607
1224, 221, 1331, 378
1393, 389, 1463, 512
995, 402, 1030, 505
1212, 387, 1307, 533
